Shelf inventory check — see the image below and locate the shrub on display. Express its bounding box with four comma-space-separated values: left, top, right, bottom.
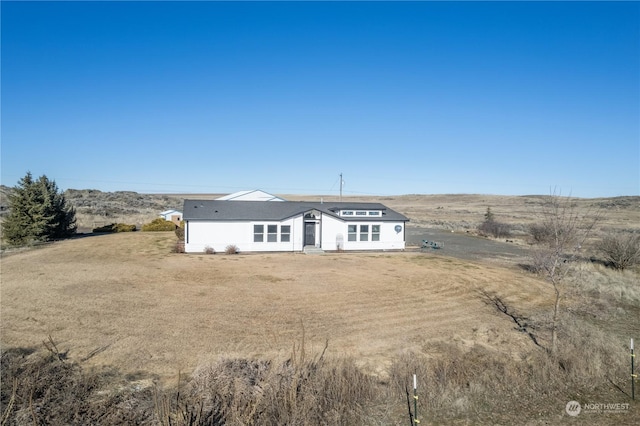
599, 232, 640, 270
478, 220, 511, 239
1, 346, 153, 425
173, 241, 185, 253
0, 318, 629, 426
115, 223, 137, 232
477, 207, 511, 239
225, 245, 239, 255
185, 349, 378, 425
204, 245, 215, 255
93, 224, 114, 233
528, 223, 556, 245
141, 218, 176, 232
175, 221, 185, 240
92, 223, 136, 233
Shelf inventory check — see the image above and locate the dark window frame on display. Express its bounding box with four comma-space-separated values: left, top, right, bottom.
254, 224, 264, 242
281, 225, 291, 242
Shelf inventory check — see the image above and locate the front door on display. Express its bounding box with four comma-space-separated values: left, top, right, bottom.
305, 222, 315, 246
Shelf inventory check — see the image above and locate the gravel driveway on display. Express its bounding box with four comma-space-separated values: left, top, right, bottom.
406, 226, 530, 265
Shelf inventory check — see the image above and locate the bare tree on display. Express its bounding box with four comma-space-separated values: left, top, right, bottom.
528, 190, 600, 355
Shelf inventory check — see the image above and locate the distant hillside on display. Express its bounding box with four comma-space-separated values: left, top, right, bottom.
1, 186, 181, 215
64, 189, 183, 217
0, 185, 183, 231
2, 185, 638, 234
66, 189, 184, 231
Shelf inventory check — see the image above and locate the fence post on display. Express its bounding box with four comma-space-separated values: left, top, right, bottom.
413, 374, 420, 424
632, 338, 636, 400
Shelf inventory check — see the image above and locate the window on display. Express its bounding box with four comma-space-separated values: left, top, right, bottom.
360, 225, 369, 241
267, 225, 277, 242
254, 225, 264, 242
372, 225, 380, 241
342, 211, 354, 216
368, 211, 381, 216
348, 225, 357, 241
356, 211, 367, 216
281, 225, 291, 242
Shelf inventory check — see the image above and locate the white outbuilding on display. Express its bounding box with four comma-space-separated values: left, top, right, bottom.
159, 209, 183, 225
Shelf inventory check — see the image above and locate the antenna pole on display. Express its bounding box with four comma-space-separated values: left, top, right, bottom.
339, 173, 343, 202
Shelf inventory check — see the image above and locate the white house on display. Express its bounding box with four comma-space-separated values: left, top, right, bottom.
159, 209, 183, 226
183, 200, 408, 253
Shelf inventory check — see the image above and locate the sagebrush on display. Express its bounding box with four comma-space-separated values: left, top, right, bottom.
225, 245, 239, 254
599, 232, 640, 271
142, 218, 177, 232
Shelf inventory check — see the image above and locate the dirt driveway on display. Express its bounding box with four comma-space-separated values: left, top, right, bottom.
406, 226, 530, 265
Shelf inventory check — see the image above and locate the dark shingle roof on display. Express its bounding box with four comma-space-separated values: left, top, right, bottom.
183, 200, 409, 222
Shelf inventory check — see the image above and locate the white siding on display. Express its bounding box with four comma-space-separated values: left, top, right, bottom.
319, 215, 345, 250
380, 222, 406, 250
185, 217, 304, 253
320, 216, 405, 251
185, 214, 405, 253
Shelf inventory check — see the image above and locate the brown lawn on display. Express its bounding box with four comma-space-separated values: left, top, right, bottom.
1, 232, 555, 383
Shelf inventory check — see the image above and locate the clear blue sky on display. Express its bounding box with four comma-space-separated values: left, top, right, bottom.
2, 1, 639, 197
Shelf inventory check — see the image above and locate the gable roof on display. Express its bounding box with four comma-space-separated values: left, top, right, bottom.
183, 200, 409, 222
216, 190, 285, 202
159, 209, 182, 216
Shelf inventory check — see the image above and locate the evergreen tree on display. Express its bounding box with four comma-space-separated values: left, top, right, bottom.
478, 206, 511, 239
2, 172, 77, 245
483, 207, 495, 223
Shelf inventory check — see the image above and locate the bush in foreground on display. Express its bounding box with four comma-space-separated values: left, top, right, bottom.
1, 317, 629, 426
0, 347, 153, 425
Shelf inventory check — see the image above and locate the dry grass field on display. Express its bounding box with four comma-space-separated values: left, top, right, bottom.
1, 193, 638, 424
1, 232, 553, 382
